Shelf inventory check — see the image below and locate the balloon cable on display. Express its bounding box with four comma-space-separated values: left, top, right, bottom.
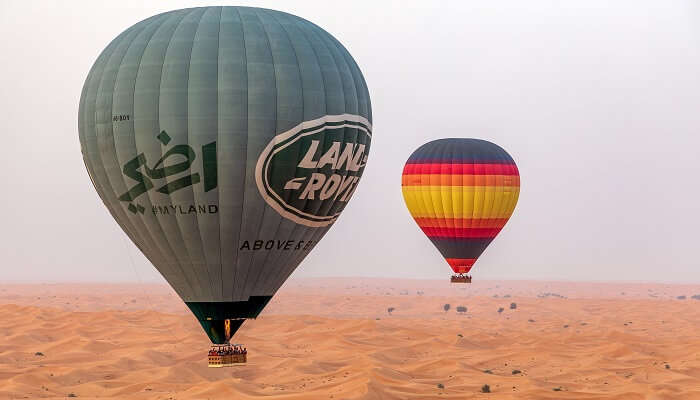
120, 234, 165, 327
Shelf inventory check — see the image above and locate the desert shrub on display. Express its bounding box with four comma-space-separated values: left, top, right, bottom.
437, 383, 444, 389
512, 369, 522, 375
677, 296, 686, 300
510, 302, 517, 310
456, 306, 467, 313
444, 303, 451, 312
457, 333, 463, 337
483, 369, 493, 374
497, 307, 504, 314
691, 294, 700, 300
552, 387, 562, 391
481, 384, 491, 393
387, 307, 395, 314
34, 352, 44, 356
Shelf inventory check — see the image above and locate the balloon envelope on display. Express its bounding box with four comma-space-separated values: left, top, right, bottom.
78, 7, 372, 343
401, 139, 519, 275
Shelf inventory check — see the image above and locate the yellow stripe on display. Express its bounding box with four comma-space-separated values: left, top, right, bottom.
402, 186, 520, 219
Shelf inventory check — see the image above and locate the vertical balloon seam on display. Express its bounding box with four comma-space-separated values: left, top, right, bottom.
215, 5, 230, 301
439, 140, 453, 268
481, 145, 501, 261
433, 141, 451, 269
237, 8, 277, 301
118, 14, 181, 290
464, 139, 479, 273
471, 141, 490, 271
143, 10, 198, 300
160, 8, 210, 300
186, 7, 218, 300
448, 139, 465, 236
215, 6, 224, 300
424, 142, 443, 231
80, 29, 151, 276
199, 7, 224, 299
92, 23, 155, 270
231, 7, 257, 301
229, 6, 249, 301
475, 142, 492, 242
242, 8, 281, 299
248, 9, 304, 296
183, 8, 213, 300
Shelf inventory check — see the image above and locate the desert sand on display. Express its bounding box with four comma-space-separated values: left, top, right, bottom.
1, 278, 700, 399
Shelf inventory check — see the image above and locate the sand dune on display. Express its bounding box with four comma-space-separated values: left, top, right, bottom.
1, 279, 700, 399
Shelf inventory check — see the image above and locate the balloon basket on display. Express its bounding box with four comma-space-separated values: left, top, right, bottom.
450, 275, 472, 284
208, 344, 247, 367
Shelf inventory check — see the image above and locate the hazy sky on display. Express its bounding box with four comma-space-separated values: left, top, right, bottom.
1, 0, 699, 283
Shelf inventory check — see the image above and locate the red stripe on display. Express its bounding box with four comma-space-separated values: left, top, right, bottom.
415, 218, 510, 229
422, 227, 502, 238
446, 258, 475, 274
402, 163, 519, 176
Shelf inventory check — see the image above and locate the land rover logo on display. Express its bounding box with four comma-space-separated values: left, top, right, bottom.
255, 114, 372, 227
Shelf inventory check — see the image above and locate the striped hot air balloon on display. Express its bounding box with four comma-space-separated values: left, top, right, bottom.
401, 139, 520, 280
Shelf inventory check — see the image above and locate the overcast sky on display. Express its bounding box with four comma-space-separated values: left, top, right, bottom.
1, 0, 699, 283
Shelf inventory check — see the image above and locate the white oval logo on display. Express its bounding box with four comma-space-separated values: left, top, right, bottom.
255, 114, 372, 227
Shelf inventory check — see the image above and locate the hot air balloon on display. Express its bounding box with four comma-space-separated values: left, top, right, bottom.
78, 6, 372, 360
401, 139, 519, 283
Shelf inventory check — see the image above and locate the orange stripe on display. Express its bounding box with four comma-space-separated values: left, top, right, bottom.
414, 217, 509, 229
402, 174, 520, 187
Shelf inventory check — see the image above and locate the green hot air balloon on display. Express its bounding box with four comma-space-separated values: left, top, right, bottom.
78, 7, 372, 344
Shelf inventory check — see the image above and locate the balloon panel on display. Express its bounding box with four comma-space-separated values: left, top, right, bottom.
401, 139, 519, 274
